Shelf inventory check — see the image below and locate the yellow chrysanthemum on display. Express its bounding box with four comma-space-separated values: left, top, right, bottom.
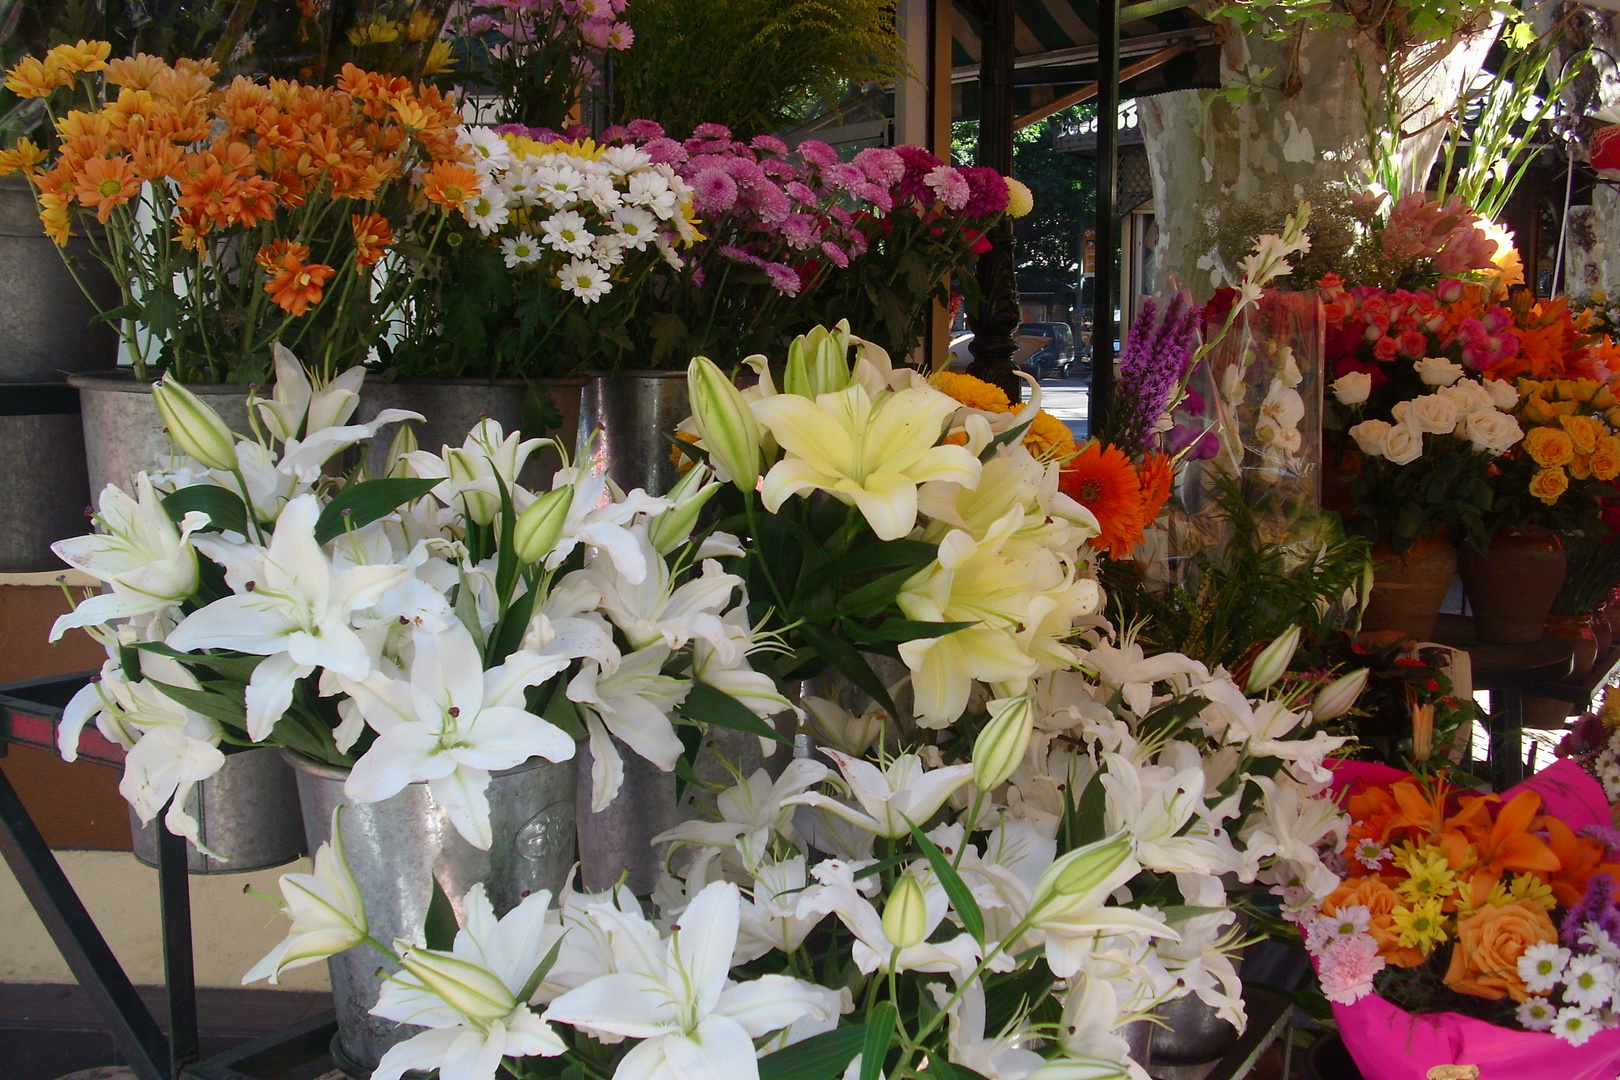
1005, 177, 1034, 218
1507, 874, 1557, 911
4, 56, 71, 98
422, 40, 456, 75
1024, 409, 1076, 461
933, 371, 1011, 414
1394, 845, 1459, 904
1392, 898, 1450, 955
1600, 686, 1620, 730
1454, 876, 1511, 918
348, 17, 401, 45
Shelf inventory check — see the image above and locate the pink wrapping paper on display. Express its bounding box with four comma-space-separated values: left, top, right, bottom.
1323, 758, 1620, 1077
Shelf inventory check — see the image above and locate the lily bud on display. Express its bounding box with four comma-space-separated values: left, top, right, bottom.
973, 696, 1033, 792
687, 356, 761, 489
1031, 834, 1133, 913
1026, 1061, 1126, 1080
512, 486, 573, 563
153, 378, 238, 472
384, 421, 418, 479
881, 873, 928, 949
1311, 667, 1370, 721
647, 466, 720, 554
1245, 625, 1301, 693
397, 945, 516, 1022
784, 323, 851, 398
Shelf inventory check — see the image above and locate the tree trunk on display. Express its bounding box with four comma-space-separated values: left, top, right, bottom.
1140, 18, 1500, 296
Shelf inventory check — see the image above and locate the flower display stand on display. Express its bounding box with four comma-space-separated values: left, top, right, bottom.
0, 673, 336, 1080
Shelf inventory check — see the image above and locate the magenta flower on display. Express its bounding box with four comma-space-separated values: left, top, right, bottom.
796, 140, 839, 168
784, 180, 818, 206
820, 241, 850, 269
750, 134, 790, 157
825, 162, 866, 193
958, 166, 1010, 218
643, 138, 688, 166
854, 147, 905, 186
691, 169, 740, 214
762, 262, 802, 296
692, 122, 732, 140
924, 166, 971, 210
626, 119, 666, 141
778, 213, 819, 250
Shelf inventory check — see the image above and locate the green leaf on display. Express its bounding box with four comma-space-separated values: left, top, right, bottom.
797, 624, 898, 720
796, 539, 937, 601
757, 1025, 867, 1080
517, 933, 567, 1004
846, 619, 975, 645
147, 678, 247, 730
680, 681, 791, 746
904, 816, 986, 946
860, 1002, 896, 1080
162, 485, 249, 537
424, 875, 460, 951
1063, 770, 1108, 852
486, 586, 537, 668
978, 418, 1032, 462
313, 478, 441, 545
541, 686, 586, 741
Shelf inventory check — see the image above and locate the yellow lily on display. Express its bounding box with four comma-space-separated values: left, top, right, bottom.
754, 383, 979, 541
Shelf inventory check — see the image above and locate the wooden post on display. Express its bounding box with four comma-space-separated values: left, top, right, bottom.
966, 0, 1023, 402
1090, 0, 1121, 437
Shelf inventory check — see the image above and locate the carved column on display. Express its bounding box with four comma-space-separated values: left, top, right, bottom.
966, 0, 1023, 402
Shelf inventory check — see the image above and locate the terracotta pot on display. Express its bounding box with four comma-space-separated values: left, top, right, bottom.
1606, 588, 1620, 637
1547, 614, 1599, 681
1460, 528, 1567, 644
1591, 608, 1613, 657
1361, 534, 1457, 642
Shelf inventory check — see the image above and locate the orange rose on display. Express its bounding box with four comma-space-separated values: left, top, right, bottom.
1442, 899, 1557, 1002
1591, 437, 1620, 482
1525, 425, 1575, 467
1529, 466, 1570, 506
1323, 876, 1426, 968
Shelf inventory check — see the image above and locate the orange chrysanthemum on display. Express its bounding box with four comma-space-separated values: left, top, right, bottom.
1059, 441, 1145, 559
46, 40, 111, 75
4, 56, 71, 98
1024, 409, 1076, 460
177, 162, 244, 224
260, 240, 335, 316
0, 138, 47, 177
1136, 451, 1174, 526
934, 371, 1012, 413
106, 53, 167, 89
421, 161, 480, 208
72, 156, 140, 222
350, 212, 394, 266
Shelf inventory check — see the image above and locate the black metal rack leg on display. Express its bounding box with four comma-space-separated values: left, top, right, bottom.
0, 765, 173, 1080
157, 821, 200, 1074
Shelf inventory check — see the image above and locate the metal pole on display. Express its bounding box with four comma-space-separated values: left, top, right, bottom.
966, 0, 1025, 401
0, 766, 171, 1080
1090, 0, 1121, 436
157, 813, 200, 1074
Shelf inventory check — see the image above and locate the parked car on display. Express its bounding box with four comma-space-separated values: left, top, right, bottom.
1017, 322, 1075, 380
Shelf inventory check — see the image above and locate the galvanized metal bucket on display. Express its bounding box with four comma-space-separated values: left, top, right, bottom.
573, 370, 690, 894
129, 746, 305, 873
289, 750, 577, 1076
354, 377, 585, 485
0, 175, 119, 383
1146, 992, 1240, 1065
67, 372, 252, 498
0, 387, 91, 572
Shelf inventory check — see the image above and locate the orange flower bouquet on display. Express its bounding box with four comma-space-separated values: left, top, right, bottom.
0, 41, 473, 383
1289, 765, 1620, 1076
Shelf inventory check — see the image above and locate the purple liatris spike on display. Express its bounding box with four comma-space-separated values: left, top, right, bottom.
1109, 291, 1201, 456
1562, 872, 1619, 950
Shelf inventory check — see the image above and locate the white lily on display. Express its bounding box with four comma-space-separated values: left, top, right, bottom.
754, 382, 981, 541
254, 344, 365, 443
406, 418, 546, 526
735, 856, 825, 961
782, 749, 974, 838
655, 760, 831, 861
896, 510, 1041, 728
543, 882, 842, 1080
1235, 774, 1347, 901
340, 622, 576, 849
1082, 642, 1209, 718
1027, 835, 1178, 978
795, 859, 983, 975
1099, 753, 1229, 877
243, 807, 368, 984
545, 438, 670, 583
1201, 680, 1349, 782
50, 474, 209, 639
929, 982, 1046, 1080
371, 885, 566, 1080
1155, 912, 1247, 1033
583, 524, 742, 661
166, 494, 406, 739
568, 643, 690, 811
691, 604, 795, 721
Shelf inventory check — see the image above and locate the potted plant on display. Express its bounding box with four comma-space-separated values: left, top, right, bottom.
0, 43, 471, 494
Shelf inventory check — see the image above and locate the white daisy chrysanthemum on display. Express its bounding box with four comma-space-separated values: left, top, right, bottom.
504, 162, 542, 208
601, 145, 652, 176
1554, 1005, 1601, 1047
533, 164, 586, 209
1563, 955, 1617, 1012
1518, 942, 1572, 995
593, 233, 627, 269
559, 259, 611, 303
611, 207, 658, 250
627, 169, 677, 215
463, 186, 511, 234
1516, 997, 1555, 1031
581, 174, 623, 215
460, 127, 513, 173
500, 233, 543, 268
540, 210, 595, 257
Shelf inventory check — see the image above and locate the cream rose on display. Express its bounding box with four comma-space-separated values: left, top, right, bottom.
1381, 422, 1425, 465
1414, 357, 1466, 386
1407, 393, 1460, 435
1485, 377, 1519, 411
1465, 410, 1524, 454
1332, 371, 1372, 406
1349, 419, 1392, 457
1438, 379, 1495, 417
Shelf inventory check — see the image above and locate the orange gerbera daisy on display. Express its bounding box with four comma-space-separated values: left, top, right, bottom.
350, 212, 393, 266
1059, 441, 1145, 559
421, 160, 480, 208
1136, 451, 1174, 525
73, 156, 140, 222
260, 241, 336, 316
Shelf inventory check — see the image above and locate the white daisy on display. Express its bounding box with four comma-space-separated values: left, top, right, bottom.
463, 186, 511, 234
602, 145, 651, 176
1519, 942, 1572, 995
533, 164, 585, 209
540, 210, 595, 257
611, 206, 657, 249
593, 233, 627, 269
1562, 955, 1617, 1012
504, 162, 541, 208
1554, 1005, 1601, 1047
460, 127, 513, 173
558, 259, 610, 304
1516, 997, 1555, 1031
581, 174, 623, 214
627, 169, 677, 215
500, 233, 542, 268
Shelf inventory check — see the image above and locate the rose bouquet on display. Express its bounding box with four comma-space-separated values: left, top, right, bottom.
238, 595, 1360, 1080
387, 126, 699, 378
1490, 375, 1620, 535
1295, 766, 1620, 1074
47, 345, 790, 849
0, 43, 472, 382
